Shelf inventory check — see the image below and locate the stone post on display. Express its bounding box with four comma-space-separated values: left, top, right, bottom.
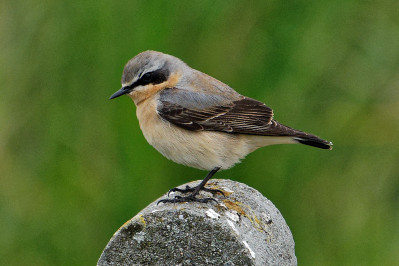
98, 179, 297, 265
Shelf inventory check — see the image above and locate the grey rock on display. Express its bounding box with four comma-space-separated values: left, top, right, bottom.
98, 179, 297, 266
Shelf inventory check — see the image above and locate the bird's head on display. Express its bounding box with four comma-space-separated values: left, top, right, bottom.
109, 51, 185, 104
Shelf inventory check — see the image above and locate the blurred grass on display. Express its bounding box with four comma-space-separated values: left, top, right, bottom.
1, 0, 399, 265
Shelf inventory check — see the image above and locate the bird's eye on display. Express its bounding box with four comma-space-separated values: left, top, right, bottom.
142, 72, 152, 82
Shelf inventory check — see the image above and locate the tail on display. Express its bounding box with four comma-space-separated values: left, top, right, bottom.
293, 136, 333, 150
265, 120, 333, 150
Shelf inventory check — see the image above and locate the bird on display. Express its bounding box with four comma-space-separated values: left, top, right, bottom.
110, 51, 332, 204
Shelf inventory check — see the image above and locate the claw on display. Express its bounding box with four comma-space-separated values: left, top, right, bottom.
168, 185, 193, 196
167, 184, 224, 197
162, 167, 222, 204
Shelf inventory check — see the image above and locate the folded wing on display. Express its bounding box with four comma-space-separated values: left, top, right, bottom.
157, 88, 332, 149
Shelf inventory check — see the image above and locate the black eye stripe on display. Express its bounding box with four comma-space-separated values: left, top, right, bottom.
135, 68, 170, 87
142, 72, 152, 82
125, 67, 170, 91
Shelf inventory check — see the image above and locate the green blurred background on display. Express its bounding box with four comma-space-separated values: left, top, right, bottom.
1, 0, 398, 265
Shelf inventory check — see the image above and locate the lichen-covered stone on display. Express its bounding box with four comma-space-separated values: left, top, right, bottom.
98, 179, 297, 266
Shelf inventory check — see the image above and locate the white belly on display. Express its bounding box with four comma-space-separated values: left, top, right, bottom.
135, 98, 254, 170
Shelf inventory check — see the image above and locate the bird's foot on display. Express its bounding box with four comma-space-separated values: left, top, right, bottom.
157, 195, 217, 205
168, 184, 225, 197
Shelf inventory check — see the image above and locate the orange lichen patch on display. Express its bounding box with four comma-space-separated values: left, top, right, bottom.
207, 180, 233, 196
117, 219, 132, 232
207, 184, 233, 196
222, 200, 266, 232
222, 199, 247, 216
139, 215, 146, 227
117, 214, 147, 233
254, 215, 262, 226
235, 201, 264, 232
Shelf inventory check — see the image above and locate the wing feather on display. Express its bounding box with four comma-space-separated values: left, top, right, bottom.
157, 87, 333, 149
158, 88, 277, 134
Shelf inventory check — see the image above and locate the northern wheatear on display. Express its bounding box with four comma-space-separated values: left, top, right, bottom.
110, 51, 332, 203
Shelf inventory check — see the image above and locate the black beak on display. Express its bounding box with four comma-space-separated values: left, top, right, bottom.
109, 87, 130, 100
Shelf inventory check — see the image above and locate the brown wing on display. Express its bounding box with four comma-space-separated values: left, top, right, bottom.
157, 88, 332, 149
157, 94, 281, 135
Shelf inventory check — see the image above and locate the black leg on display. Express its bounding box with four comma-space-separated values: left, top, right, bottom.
191, 167, 221, 197
167, 167, 224, 196
158, 167, 223, 204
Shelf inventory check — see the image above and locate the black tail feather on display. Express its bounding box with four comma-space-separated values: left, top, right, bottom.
261, 120, 333, 150
294, 137, 333, 150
